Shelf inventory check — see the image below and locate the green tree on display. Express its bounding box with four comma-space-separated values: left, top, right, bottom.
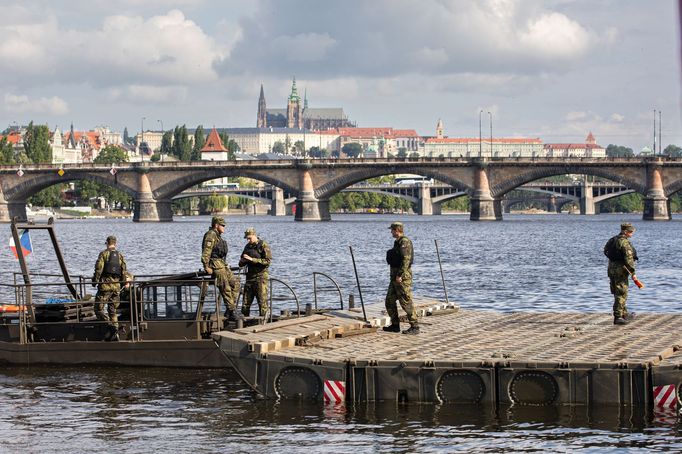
160, 130, 173, 157
0, 137, 15, 165
172, 125, 192, 161
192, 125, 205, 161
200, 194, 228, 213
663, 144, 682, 157
397, 147, 408, 158
342, 142, 363, 158
29, 185, 65, 208
226, 139, 239, 158
599, 193, 644, 213
294, 140, 305, 156
272, 141, 285, 154
23, 121, 51, 163
606, 144, 634, 157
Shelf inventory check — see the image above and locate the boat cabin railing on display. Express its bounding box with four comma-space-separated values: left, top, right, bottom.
0, 269, 346, 344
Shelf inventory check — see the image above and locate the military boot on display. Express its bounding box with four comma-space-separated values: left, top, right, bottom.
382, 323, 401, 333
402, 325, 420, 335
613, 317, 629, 326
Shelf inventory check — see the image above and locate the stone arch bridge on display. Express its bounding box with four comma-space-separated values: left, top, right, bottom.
1, 157, 679, 222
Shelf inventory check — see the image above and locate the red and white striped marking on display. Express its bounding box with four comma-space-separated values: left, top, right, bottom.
653, 384, 678, 409
323, 380, 345, 403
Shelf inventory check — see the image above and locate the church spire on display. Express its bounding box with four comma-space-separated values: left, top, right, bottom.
303, 88, 308, 111
257, 84, 267, 128
289, 76, 300, 101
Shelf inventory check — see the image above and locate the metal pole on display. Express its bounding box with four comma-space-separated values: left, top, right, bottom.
157, 119, 164, 162
348, 246, 367, 322
141, 116, 146, 162
653, 109, 656, 155
434, 239, 449, 305
658, 110, 663, 156
478, 110, 482, 157
488, 111, 492, 157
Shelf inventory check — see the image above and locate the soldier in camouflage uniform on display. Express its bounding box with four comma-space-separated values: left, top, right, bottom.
201, 216, 240, 321
604, 223, 638, 325
383, 222, 419, 335
239, 227, 272, 318
92, 235, 127, 340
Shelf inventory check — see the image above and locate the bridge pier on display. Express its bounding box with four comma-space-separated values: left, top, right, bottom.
417, 184, 432, 216
0, 185, 10, 222
294, 168, 330, 221
470, 166, 498, 221
580, 179, 595, 215
548, 195, 558, 213
271, 187, 286, 216
643, 164, 669, 221
133, 173, 173, 222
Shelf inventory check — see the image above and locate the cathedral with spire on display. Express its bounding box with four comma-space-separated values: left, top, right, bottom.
257, 77, 355, 130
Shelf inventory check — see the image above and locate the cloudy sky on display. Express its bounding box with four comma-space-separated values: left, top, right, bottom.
0, 0, 679, 151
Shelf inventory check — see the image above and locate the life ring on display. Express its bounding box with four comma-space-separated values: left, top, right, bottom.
0, 305, 20, 313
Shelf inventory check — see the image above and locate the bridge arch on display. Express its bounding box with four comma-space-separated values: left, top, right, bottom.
314, 167, 471, 201
3, 172, 137, 202
153, 169, 300, 200
490, 167, 645, 198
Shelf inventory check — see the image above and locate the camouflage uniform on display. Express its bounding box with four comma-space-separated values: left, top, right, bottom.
239, 234, 272, 317
606, 229, 637, 319
93, 248, 127, 328
201, 227, 240, 314
385, 232, 418, 328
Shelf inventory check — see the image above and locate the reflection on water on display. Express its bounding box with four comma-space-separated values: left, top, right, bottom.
1, 214, 682, 451
0, 367, 680, 453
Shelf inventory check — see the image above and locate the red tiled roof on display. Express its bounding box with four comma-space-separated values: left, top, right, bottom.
0, 131, 21, 144
391, 129, 420, 138
544, 143, 603, 149
201, 127, 227, 152
64, 131, 103, 149
425, 137, 542, 144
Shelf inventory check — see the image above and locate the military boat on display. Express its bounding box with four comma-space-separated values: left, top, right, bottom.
0, 218, 344, 368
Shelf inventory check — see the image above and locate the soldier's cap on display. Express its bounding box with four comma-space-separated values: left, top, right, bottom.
389, 222, 404, 230
211, 216, 226, 226
106, 235, 117, 244
621, 222, 635, 233
244, 227, 257, 238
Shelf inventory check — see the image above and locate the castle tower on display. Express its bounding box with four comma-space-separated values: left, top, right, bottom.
586, 131, 596, 144
436, 119, 444, 139
286, 77, 303, 129
257, 84, 267, 128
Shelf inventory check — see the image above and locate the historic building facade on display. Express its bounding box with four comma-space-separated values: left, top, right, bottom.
543, 132, 606, 158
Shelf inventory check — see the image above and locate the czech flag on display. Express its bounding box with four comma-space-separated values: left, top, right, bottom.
9, 229, 33, 259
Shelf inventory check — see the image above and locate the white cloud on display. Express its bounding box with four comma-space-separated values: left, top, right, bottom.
518, 12, 591, 59
565, 111, 588, 121
0, 9, 223, 87
611, 113, 625, 122
107, 85, 188, 104
4, 93, 69, 115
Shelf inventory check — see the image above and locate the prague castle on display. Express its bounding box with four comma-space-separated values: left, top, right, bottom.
257, 77, 355, 130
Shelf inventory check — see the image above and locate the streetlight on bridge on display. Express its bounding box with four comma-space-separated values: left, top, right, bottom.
488, 111, 493, 158
141, 116, 146, 162
478, 110, 483, 158
157, 119, 164, 162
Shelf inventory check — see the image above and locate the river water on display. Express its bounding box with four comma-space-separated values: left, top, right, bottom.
1, 213, 681, 453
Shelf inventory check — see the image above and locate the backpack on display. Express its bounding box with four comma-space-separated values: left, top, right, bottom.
603, 236, 623, 261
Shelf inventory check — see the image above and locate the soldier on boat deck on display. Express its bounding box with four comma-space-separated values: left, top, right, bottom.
239, 227, 272, 318
604, 222, 639, 325
92, 235, 127, 341
383, 222, 419, 335
201, 216, 240, 321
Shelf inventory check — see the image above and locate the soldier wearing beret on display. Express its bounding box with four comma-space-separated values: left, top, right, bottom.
201, 216, 240, 321
239, 227, 272, 318
92, 235, 127, 340
603, 223, 638, 325
383, 222, 419, 335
